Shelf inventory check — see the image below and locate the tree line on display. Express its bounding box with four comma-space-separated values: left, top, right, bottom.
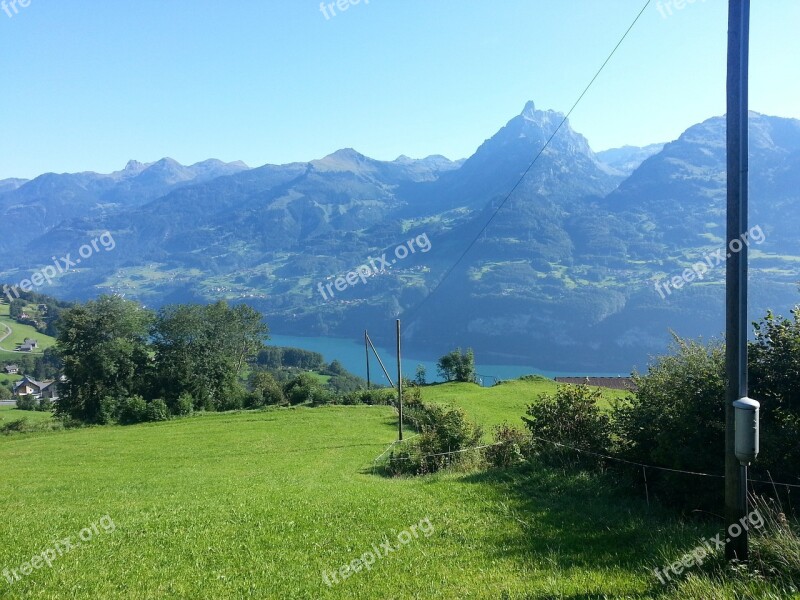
56, 296, 269, 423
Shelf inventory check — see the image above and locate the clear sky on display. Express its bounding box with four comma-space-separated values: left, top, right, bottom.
1, 0, 797, 179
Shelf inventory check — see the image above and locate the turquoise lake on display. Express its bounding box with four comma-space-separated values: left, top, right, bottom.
268, 334, 623, 385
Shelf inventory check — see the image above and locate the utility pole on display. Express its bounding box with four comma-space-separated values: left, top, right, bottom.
396, 319, 403, 441
365, 330, 371, 389
725, 0, 751, 562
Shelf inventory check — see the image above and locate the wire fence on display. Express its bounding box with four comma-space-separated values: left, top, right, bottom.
370, 432, 800, 499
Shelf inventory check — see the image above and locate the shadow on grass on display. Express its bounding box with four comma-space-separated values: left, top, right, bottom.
456, 463, 720, 599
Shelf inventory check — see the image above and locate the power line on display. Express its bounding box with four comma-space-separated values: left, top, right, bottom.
406, 0, 653, 320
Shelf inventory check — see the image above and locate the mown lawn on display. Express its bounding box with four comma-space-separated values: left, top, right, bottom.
0, 400, 722, 599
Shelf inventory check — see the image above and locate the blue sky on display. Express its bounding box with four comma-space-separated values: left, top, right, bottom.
0, 0, 797, 179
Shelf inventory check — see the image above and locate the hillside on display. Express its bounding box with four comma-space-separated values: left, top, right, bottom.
0, 384, 715, 599
0, 302, 56, 363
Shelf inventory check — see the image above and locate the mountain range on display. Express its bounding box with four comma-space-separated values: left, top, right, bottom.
2, 101, 798, 371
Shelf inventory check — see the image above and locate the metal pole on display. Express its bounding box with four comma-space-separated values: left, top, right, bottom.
366, 333, 394, 388
396, 319, 403, 441
365, 330, 371, 389
725, 0, 750, 562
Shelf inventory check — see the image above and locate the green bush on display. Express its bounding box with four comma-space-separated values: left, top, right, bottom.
15, 396, 38, 411
1, 418, 29, 434
283, 373, 320, 406
522, 384, 611, 467
169, 392, 194, 416
749, 308, 800, 483
611, 337, 725, 508
118, 395, 148, 425
247, 371, 286, 408
217, 386, 246, 411
485, 423, 529, 468
147, 399, 170, 422
338, 388, 394, 406
388, 397, 483, 476
37, 397, 53, 412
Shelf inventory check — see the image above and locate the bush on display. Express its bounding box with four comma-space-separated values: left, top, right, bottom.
338, 388, 394, 406
15, 396, 38, 411
37, 397, 53, 412
522, 384, 611, 467
216, 386, 247, 412
1, 418, 29, 434
147, 399, 170, 422
247, 372, 286, 408
283, 373, 320, 406
485, 423, 529, 468
118, 395, 148, 425
169, 392, 194, 416
388, 398, 483, 476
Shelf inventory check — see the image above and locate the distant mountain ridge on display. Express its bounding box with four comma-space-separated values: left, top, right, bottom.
1, 103, 798, 371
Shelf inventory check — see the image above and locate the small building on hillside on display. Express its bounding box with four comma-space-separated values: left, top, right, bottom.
13, 376, 58, 400
16, 338, 39, 352
4, 364, 19, 375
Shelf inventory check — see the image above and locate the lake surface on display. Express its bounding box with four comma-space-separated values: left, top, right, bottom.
268, 334, 622, 385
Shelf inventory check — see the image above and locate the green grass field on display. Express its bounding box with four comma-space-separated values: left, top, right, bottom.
420, 377, 628, 432
0, 303, 56, 359
0, 404, 55, 424
1, 379, 793, 598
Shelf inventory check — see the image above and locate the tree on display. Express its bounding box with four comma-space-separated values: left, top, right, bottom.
55, 296, 153, 424
437, 348, 477, 383
415, 364, 427, 386
151, 301, 269, 411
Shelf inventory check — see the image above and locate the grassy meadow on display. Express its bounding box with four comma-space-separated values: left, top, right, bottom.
0, 379, 792, 599
0, 302, 55, 363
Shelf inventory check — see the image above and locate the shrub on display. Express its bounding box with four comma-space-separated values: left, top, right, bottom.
485, 423, 529, 468
37, 397, 53, 412
283, 373, 320, 405
147, 399, 170, 422
217, 386, 246, 411
15, 396, 38, 411
338, 388, 394, 406
117, 395, 148, 425
169, 392, 194, 416
522, 384, 611, 467
749, 308, 800, 484
247, 371, 286, 408
388, 399, 483, 476
1, 418, 29, 434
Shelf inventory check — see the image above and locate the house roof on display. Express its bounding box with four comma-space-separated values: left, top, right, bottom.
13, 376, 54, 392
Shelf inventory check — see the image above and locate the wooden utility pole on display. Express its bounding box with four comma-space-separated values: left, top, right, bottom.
396, 319, 403, 441
725, 0, 750, 562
